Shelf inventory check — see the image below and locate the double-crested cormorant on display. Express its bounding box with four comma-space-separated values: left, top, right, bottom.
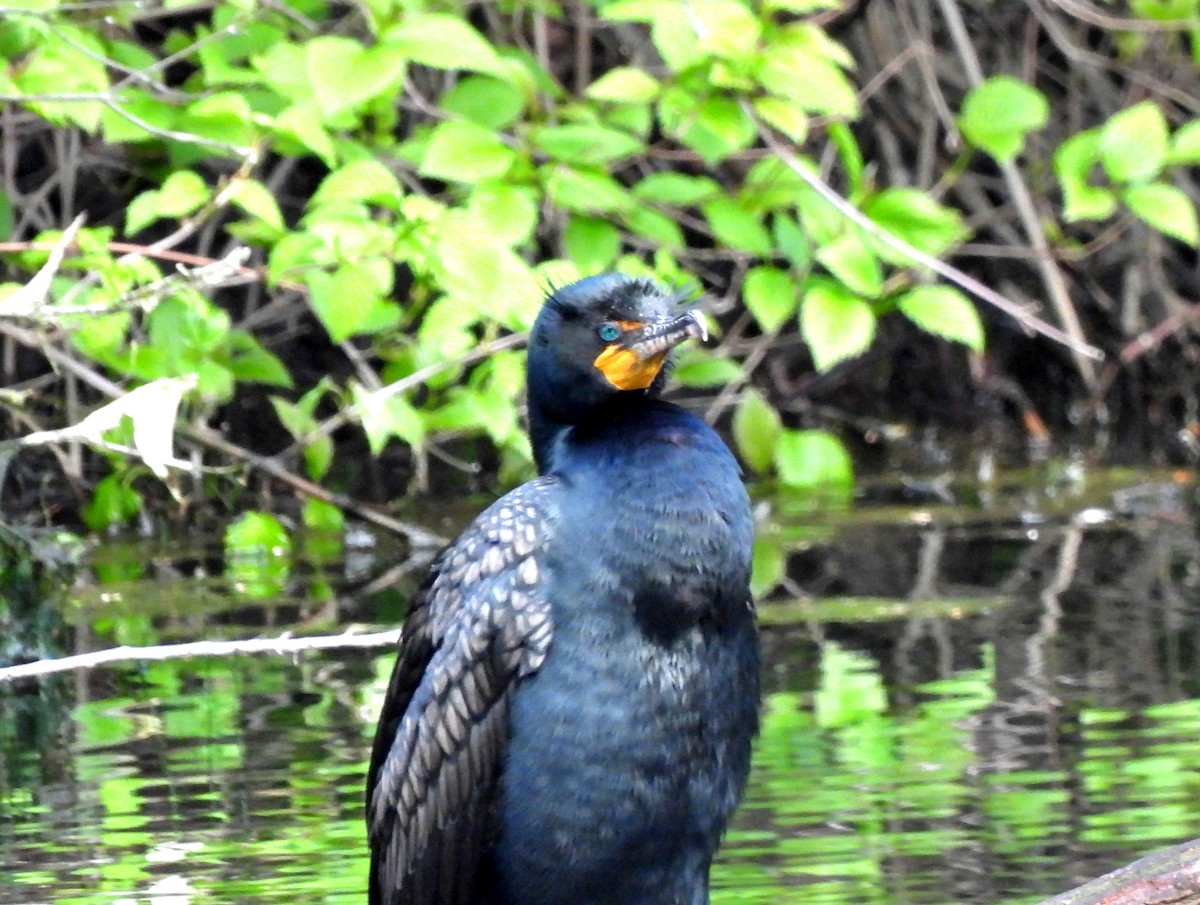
366, 273, 759, 905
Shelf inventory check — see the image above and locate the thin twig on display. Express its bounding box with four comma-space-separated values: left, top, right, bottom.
933, 0, 1098, 389
0, 237, 262, 278
1047, 0, 1193, 32
0, 93, 253, 158
0, 629, 403, 683
189, 423, 446, 546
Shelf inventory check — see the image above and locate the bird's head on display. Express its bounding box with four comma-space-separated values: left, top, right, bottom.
526, 274, 707, 428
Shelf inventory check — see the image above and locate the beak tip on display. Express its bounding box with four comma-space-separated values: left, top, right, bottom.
687, 309, 709, 343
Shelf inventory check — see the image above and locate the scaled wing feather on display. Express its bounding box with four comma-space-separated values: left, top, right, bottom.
366, 478, 557, 905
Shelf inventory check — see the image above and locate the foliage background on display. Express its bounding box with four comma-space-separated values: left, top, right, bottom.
2, 0, 1199, 535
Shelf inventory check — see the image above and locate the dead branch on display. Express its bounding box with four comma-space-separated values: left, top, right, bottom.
0, 629, 403, 683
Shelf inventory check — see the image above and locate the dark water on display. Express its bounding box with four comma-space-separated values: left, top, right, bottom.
3, 475, 1200, 904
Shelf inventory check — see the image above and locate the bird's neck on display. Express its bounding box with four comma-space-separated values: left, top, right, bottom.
528, 406, 567, 475
529, 395, 669, 476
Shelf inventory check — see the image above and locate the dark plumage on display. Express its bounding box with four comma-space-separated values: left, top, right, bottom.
366, 273, 759, 905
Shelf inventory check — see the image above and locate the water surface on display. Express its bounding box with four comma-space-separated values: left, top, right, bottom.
3, 474, 1199, 904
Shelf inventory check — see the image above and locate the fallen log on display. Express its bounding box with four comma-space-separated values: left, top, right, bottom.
1038, 838, 1200, 905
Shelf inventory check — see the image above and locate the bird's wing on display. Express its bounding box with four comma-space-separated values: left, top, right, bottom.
366, 477, 557, 905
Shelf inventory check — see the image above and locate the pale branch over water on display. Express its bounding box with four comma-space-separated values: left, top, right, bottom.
0, 629, 402, 683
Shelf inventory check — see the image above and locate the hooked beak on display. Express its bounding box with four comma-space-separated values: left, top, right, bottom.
593, 310, 708, 391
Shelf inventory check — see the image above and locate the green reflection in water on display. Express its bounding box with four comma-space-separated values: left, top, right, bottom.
2, 633, 1199, 904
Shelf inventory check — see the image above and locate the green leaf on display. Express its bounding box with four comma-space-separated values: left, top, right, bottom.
146, 293, 230, 360
273, 104, 337, 167
658, 89, 755, 164
815, 233, 883, 297
692, 0, 761, 61
672, 352, 741, 387
468, 183, 538, 248
223, 330, 293, 386
306, 264, 398, 342
304, 427, 335, 480
228, 178, 284, 230
565, 216, 621, 272
1055, 129, 1117, 222
71, 312, 130, 360
754, 25, 858, 118
897, 285, 985, 351
442, 76, 526, 129
126, 171, 209, 234
176, 92, 254, 155
101, 90, 177, 144
158, 171, 210, 217
625, 205, 685, 249
15, 25, 109, 131
633, 172, 722, 206
775, 429, 853, 489
545, 166, 630, 214
863, 189, 969, 263
753, 96, 808, 143
733, 388, 782, 473
743, 265, 799, 332
532, 124, 643, 165
958, 75, 1049, 163
351, 382, 425, 454
1169, 119, 1200, 165
311, 159, 402, 208
744, 158, 810, 213
432, 211, 543, 327
801, 278, 876, 371
586, 67, 660, 103
772, 213, 812, 270
828, 123, 864, 196
1122, 182, 1200, 246
384, 14, 504, 76
270, 396, 316, 441
1100, 101, 1169, 184
302, 497, 345, 536
306, 38, 377, 119
605, 102, 653, 138
421, 121, 517, 183
702, 198, 773, 256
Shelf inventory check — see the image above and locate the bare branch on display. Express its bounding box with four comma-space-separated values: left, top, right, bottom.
934, 0, 1098, 389
0, 629, 403, 684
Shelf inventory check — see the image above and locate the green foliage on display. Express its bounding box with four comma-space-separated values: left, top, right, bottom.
775, 429, 854, 489
1054, 103, 1199, 246
897, 286, 985, 351
22, 0, 1166, 529
1122, 183, 1200, 246
733, 389, 783, 474
743, 266, 799, 333
958, 76, 1049, 163
801, 278, 875, 372
1100, 102, 1169, 184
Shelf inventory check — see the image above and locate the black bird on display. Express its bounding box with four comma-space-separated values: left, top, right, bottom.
366, 273, 759, 905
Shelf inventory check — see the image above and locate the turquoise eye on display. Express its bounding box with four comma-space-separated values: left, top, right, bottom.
598, 323, 620, 342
